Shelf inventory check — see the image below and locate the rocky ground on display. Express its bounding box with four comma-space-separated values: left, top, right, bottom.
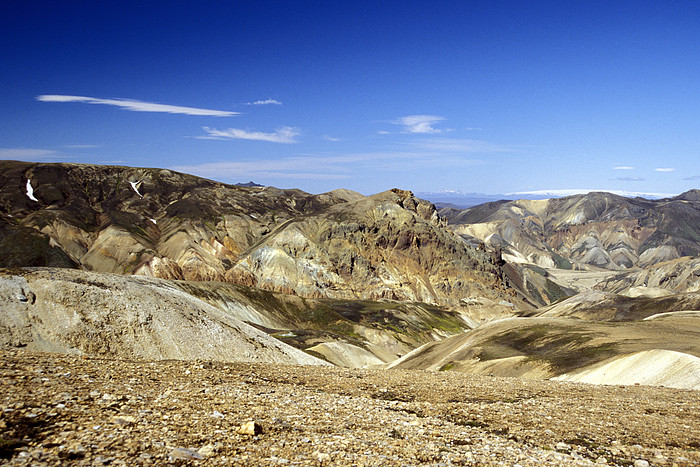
2, 350, 699, 466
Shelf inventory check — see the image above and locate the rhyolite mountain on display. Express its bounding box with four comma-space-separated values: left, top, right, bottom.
3, 160, 700, 387
594, 256, 700, 296
0, 267, 329, 365
0, 160, 520, 314
390, 267, 700, 388
0, 160, 523, 367
441, 190, 700, 271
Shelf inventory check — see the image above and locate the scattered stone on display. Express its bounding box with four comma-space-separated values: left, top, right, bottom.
168, 447, 204, 460
113, 415, 136, 426
197, 443, 218, 457
237, 420, 263, 436
555, 442, 571, 451
313, 450, 331, 463
2, 350, 700, 466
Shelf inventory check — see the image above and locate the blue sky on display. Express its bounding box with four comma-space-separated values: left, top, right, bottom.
2, 1, 699, 196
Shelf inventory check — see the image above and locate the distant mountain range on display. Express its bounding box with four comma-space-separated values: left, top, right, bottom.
417, 189, 676, 209
235, 180, 264, 188
441, 189, 700, 271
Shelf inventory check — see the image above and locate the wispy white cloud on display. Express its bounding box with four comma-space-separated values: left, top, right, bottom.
63, 144, 99, 149
37, 95, 238, 117
198, 126, 300, 143
323, 135, 341, 142
249, 99, 282, 105
654, 167, 675, 172
683, 175, 700, 180
0, 148, 57, 160
610, 177, 644, 181
614, 166, 634, 170
408, 138, 509, 153
393, 115, 445, 134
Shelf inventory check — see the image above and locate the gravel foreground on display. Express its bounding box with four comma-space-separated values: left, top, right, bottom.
1, 350, 699, 466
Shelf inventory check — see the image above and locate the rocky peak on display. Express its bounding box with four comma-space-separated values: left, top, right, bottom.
674, 189, 700, 202
389, 188, 443, 226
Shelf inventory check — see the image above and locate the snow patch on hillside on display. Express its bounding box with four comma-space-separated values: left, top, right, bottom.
25, 179, 38, 202
129, 180, 143, 198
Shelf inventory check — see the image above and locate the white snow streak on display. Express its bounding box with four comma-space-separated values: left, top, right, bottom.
129, 181, 143, 198
25, 179, 38, 202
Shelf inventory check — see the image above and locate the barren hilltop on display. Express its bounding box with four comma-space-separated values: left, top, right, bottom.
1, 161, 700, 465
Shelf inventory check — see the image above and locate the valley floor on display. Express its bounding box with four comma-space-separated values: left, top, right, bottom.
544, 268, 621, 292
1, 350, 699, 466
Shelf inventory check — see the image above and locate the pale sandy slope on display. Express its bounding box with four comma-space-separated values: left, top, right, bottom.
388, 315, 700, 389
0, 267, 328, 365
553, 349, 700, 390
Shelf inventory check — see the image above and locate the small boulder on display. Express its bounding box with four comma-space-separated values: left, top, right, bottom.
237, 420, 263, 436
169, 447, 203, 461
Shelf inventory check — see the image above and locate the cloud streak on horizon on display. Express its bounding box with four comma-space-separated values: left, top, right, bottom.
37, 95, 239, 116
407, 137, 510, 153
173, 148, 484, 184
0, 148, 57, 160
